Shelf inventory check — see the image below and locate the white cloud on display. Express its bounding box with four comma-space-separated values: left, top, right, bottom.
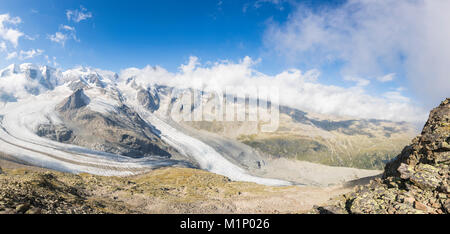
120, 56, 427, 123
6, 49, 44, 60
0, 13, 24, 47
6, 51, 17, 60
66, 6, 92, 23
244, 0, 286, 12
255, 0, 284, 9
45, 55, 59, 67
48, 32, 68, 45
0, 64, 50, 101
19, 49, 44, 60
0, 41, 6, 52
264, 0, 450, 107
383, 91, 410, 103
61, 25, 75, 31
396, 87, 406, 92
377, 73, 395, 82
179, 56, 200, 73
24, 35, 37, 41
48, 25, 78, 46
344, 76, 370, 87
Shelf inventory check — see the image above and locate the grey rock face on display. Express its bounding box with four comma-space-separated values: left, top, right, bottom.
36, 124, 73, 142
384, 98, 450, 178
137, 88, 160, 112
314, 98, 450, 214
24, 67, 38, 79
39, 66, 56, 90
67, 80, 88, 91
58, 89, 89, 112
48, 88, 176, 158
85, 74, 105, 88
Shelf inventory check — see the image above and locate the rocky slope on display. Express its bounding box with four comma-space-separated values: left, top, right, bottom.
314, 98, 450, 214
50, 88, 176, 159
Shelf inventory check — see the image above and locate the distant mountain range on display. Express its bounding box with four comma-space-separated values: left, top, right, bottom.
0, 63, 417, 186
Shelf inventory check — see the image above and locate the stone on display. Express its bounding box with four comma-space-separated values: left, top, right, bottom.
413, 201, 429, 212
387, 207, 397, 214
440, 141, 450, 151
15, 203, 31, 214
316, 206, 348, 214
25, 207, 42, 214
404, 196, 415, 204
444, 200, 450, 213
409, 165, 441, 190
0, 208, 15, 214
431, 202, 441, 209
397, 163, 414, 179
440, 183, 450, 194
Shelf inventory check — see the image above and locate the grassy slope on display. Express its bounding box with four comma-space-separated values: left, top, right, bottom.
0, 166, 298, 214
0, 163, 363, 214
238, 134, 409, 170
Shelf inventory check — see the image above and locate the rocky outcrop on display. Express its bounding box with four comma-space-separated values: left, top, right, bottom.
84, 74, 106, 88
57, 89, 89, 112
40, 88, 180, 159
314, 98, 450, 214
36, 124, 73, 142
384, 98, 450, 178
137, 88, 160, 112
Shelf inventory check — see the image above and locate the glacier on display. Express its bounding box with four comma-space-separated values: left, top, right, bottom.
0, 63, 291, 186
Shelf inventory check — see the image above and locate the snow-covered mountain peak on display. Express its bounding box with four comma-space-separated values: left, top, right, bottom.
62, 66, 118, 89
0, 63, 62, 102
0, 64, 21, 77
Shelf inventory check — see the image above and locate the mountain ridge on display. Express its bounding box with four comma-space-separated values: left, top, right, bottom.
0, 63, 414, 186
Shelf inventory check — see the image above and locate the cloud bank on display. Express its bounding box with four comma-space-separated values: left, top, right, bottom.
264, 0, 450, 107
120, 56, 427, 123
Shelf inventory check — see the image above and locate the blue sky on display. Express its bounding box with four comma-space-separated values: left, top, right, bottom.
0, 0, 295, 72
0, 0, 352, 78
0, 0, 449, 117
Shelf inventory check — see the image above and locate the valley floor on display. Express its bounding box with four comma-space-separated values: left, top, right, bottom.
0, 154, 379, 214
